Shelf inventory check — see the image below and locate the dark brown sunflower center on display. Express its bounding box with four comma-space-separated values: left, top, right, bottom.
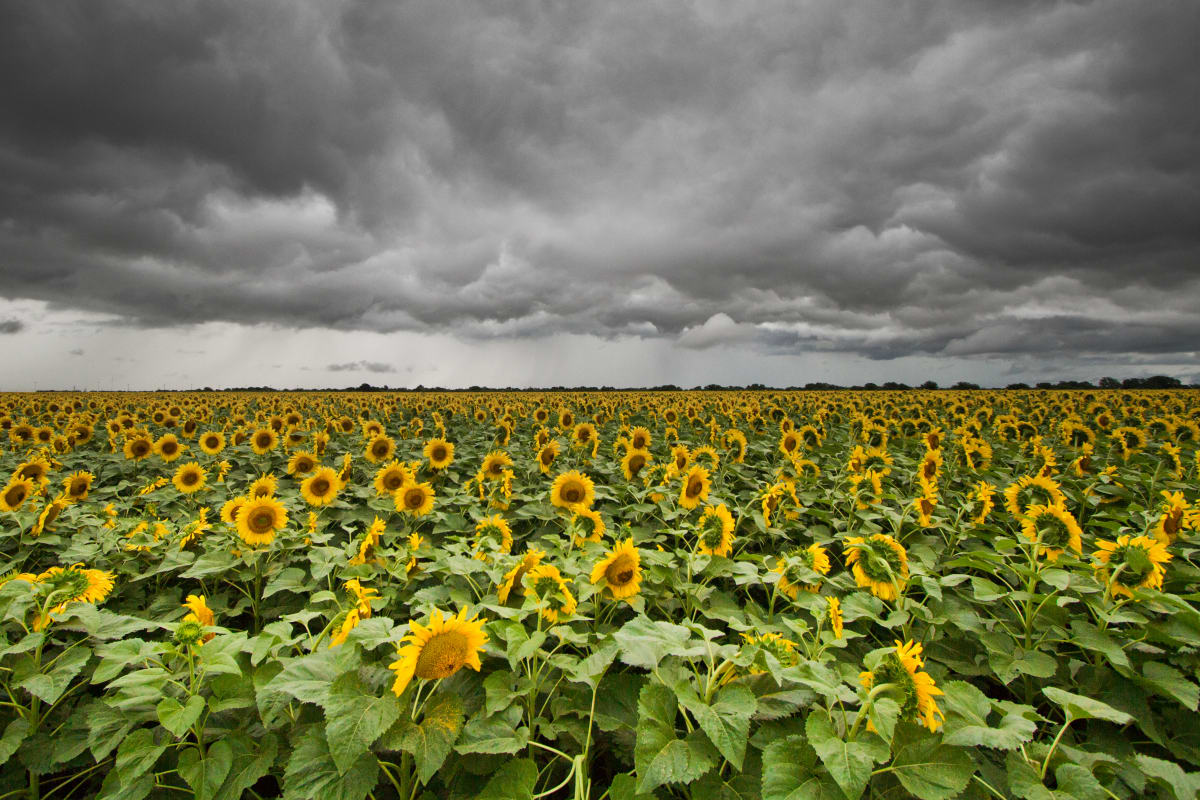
540, 449, 554, 465
607, 558, 634, 586
204, 436, 219, 448
432, 446, 446, 461
561, 483, 584, 504
384, 472, 404, 491
181, 471, 200, 486
5, 485, 27, 505
249, 510, 275, 534
686, 477, 704, 497
372, 441, 389, 456
404, 489, 425, 509
311, 479, 331, 496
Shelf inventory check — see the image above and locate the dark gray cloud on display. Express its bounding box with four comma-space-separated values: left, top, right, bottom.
327, 361, 394, 374
0, 0, 1198, 375
0, 319, 23, 334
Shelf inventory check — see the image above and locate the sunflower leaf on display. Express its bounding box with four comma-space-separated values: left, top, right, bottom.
635, 682, 718, 793
394, 692, 464, 784
322, 672, 402, 775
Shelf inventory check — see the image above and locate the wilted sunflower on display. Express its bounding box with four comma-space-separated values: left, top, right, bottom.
524, 564, 577, 624
771, 542, 830, 598
551, 470, 595, 510
860, 640, 944, 732
1020, 503, 1083, 561
172, 462, 207, 495
388, 607, 488, 698
249, 427, 278, 455
678, 465, 711, 510
286, 451, 318, 477
301, 467, 341, 507
237, 496, 288, 547
590, 538, 642, 601
364, 434, 395, 464
424, 438, 455, 470
373, 461, 411, 496
696, 503, 735, 557
845, 534, 909, 601
536, 441, 561, 475
0, 477, 36, 512
199, 430, 226, 455
63, 470, 94, 502
395, 481, 435, 517
1094, 535, 1171, 599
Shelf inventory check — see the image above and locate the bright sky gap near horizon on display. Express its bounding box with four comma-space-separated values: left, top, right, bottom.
0, 1, 1198, 390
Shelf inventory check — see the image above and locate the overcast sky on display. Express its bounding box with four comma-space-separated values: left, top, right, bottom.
1, 0, 1198, 390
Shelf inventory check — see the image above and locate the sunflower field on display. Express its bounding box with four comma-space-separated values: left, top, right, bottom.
2, 389, 1200, 800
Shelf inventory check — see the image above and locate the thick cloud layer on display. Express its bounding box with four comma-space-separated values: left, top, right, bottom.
1, 0, 1198, 378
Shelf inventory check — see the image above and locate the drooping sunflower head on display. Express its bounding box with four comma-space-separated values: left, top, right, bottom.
696, 503, 735, 557
1020, 503, 1083, 561
1094, 534, 1171, 598
388, 607, 489, 698
827, 596, 844, 639
590, 538, 642, 601
172, 462, 207, 495
395, 481, 435, 517
237, 495, 288, 547
301, 467, 341, 507
551, 470, 595, 511
845, 534, 909, 601
0, 477, 35, 512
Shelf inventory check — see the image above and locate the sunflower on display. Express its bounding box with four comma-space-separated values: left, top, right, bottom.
1003, 474, 1065, 518
1152, 490, 1191, 545
551, 470, 595, 511
16, 457, 50, 486
845, 534, 909, 601
236, 495, 288, 547
913, 490, 937, 528
388, 607, 488, 698
771, 543, 831, 598
621, 448, 652, 481
182, 594, 216, 643
395, 481, 435, 517
155, 433, 185, 462
329, 608, 363, 648
679, 465, 711, 510
248, 473, 278, 498
827, 596, 844, 639
849, 469, 883, 510
364, 434, 395, 464
536, 441, 561, 475
199, 430, 226, 455
344, 578, 379, 617
63, 470, 94, 502
0, 477, 35, 512
572, 507, 606, 546
919, 449, 943, 485
779, 430, 801, 456
629, 426, 652, 451
424, 438, 454, 470
498, 549, 545, 603
1094, 535, 1171, 599
572, 422, 598, 448
696, 503, 735, 557
1020, 504, 1083, 561
860, 640, 944, 732
671, 445, 690, 471
373, 461, 411, 496
724, 429, 747, 464
474, 515, 513, 554
524, 564, 577, 623
34, 564, 116, 630
172, 462, 207, 494
1111, 426, 1146, 460
249, 428, 278, 455
969, 481, 996, 525
287, 451, 318, 477
220, 495, 248, 527
124, 434, 154, 461
590, 538, 642, 602
32, 494, 70, 536
301, 467, 341, 507
481, 451, 514, 480
735, 632, 800, 679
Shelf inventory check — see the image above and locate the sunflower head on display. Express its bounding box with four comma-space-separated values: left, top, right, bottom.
237, 496, 288, 547
589, 538, 642, 602
524, 564, 577, 624
0, 477, 35, 512
1020, 503, 1082, 561
1094, 534, 1171, 598
388, 607, 489, 697
861, 640, 944, 732
696, 503, 734, 557
424, 438, 454, 469
302, 467, 341, 507
551, 470, 595, 511
172, 462, 207, 494
395, 482, 435, 517
679, 465, 711, 510
844, 534, 908, 601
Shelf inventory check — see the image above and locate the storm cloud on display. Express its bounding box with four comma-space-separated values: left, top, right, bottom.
1, 0, 1198, 384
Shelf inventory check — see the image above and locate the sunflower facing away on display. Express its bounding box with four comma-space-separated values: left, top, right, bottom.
859, 640, 944, 732
498, 549, 546, 604
524, 563, 578, 623
474, 514, 513, 555
34, 564, 116, 630
237, 495, 288, 547
771, 542, 831, 599
1020, 503, 1083, 561
845, 534, 909, 601
388, 607, 488, 698
590, 538, 642, 602
696, 503, 735, 557
572, 507, 606, 546
1094, 535, 1171, 599
551, 470, 595, 511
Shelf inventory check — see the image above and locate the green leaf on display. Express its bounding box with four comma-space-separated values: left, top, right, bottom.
178, 739, 234, 800
616, 616, 706, 670
1069, 621, 1129, 669
97, 769, 154, 800
322, 673, 402, 775
394, 693, 464, 784
761, 735, 841, 800
1136, 754, 1200, 800
942, 681, 1035, 750
114, 728, 167, 783
1042, 688, 1133, 724
676, 684, 755, 770
1054, 763, 1106, 800
635, 682, 718, 793
157, 695, 205, 738
1006, 751, 1054, 800
455, 712, 528, 755
890, 723, 973, 800
212, 733, 280, 800
19, 644, 91, 704
804, 711, 877, 800
477, 758, 538, 800
1139, 662, 1200, 710
284, 725, 378, 800
268, 646, 361, 706
0, 718, 30, 763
